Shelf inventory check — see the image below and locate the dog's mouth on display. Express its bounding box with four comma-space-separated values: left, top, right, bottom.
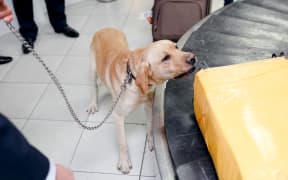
174, 66, 196, 79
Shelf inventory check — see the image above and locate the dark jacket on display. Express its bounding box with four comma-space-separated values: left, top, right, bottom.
0, 113, 49, 180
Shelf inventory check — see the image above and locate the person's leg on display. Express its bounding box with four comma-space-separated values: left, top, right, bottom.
44, 0, 67, 31
12, 0, 36, 54
12, 0, 38, 42
45, 0, 79, 37
224, 0, 233, 6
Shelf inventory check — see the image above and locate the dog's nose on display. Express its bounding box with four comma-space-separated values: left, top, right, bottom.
186, 54, 197, 65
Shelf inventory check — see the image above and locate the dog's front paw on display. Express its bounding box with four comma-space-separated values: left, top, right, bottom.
117, 158, 132, 174
86, 103, 98, 114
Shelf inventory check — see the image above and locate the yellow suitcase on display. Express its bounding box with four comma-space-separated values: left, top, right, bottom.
194, 57, 288, 180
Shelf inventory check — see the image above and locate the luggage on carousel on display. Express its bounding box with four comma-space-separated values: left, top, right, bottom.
194, 57, 288, 180
152, 0, 211, 42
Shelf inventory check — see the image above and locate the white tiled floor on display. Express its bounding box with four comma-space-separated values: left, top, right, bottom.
0, 0, 224, 179
3, 55, 64, 83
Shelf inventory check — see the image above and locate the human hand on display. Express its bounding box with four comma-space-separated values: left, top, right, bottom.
56, 164, 75, 180
0, 0, 13, 23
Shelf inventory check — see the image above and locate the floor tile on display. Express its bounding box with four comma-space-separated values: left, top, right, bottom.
74, 172, 139, 180
86, 85, 147, 124
41, 16, 88, 35
23, 120, 83, 166
3, 55, 64, 83
66, 0, 98, 16
68, 35, 94, 57
71, 123, 146, 175
0, 32, 23, 56
91, 0, 133, 16
55, 56, 90, 85
125, 31, 153, 51
10, 118, 27, 130
0, 56, 20, 80
141, 142, 157, 177
124, 13, 151, 30
123, 14, 152, 50
141, 177, 156, 180
0, 83, 46, 119
86, 86, 114, 123
35, 34, 75, 56
31, 84, 90, 121
126, 105, 147, 124
131, 0, 154, 14
62, 56, 88, 61
81, 15, 127, 34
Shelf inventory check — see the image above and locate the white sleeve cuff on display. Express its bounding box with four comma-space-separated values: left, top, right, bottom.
45, 160, 56, 180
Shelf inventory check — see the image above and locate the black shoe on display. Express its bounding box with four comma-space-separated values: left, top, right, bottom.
22, 40, 34, 54
0, 56, 13, 65
55, 25, 79, 38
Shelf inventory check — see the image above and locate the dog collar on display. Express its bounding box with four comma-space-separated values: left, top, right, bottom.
126, 61, 136, 84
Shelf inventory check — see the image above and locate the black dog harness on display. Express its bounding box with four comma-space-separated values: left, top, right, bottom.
126, 61, 136, 84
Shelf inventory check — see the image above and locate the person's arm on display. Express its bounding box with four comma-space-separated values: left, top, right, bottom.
0, 113, 50, 180
0, 0, 13, 22
47, 160, 57, 180
47, 160, 75, 180
0, 113, 74, 180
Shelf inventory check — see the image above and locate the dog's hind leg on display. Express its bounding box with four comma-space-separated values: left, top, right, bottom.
87, 51, 99, 114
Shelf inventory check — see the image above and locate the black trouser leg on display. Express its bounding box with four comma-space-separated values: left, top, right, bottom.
224, 0, 233, 6
45, 0, 67, 31
12, 0, 38, 41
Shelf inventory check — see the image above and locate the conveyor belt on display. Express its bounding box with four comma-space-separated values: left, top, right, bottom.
163, 0, 288, 179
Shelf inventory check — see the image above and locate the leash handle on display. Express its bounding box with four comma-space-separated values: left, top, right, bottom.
5, 22, 128, 130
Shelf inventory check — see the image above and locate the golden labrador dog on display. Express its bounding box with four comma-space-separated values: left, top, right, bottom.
87, 28, 196, 174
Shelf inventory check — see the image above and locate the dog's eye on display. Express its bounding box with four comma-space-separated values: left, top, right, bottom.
162, 55, 170, 62
175, 45, 179, 49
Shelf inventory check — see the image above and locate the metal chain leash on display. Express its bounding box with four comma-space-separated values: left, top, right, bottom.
5, 22, 129, 130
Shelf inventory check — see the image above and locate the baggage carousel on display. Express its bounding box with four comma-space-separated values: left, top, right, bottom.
152, 0, 288, 179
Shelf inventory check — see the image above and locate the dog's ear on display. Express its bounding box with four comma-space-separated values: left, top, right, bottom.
130, 48, 151, 94
136, 62, 150, 94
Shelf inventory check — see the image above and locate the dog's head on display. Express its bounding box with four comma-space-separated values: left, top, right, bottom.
132, 40, 197, 94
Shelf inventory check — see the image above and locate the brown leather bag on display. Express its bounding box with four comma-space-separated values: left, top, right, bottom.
152, 0, 211, 42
